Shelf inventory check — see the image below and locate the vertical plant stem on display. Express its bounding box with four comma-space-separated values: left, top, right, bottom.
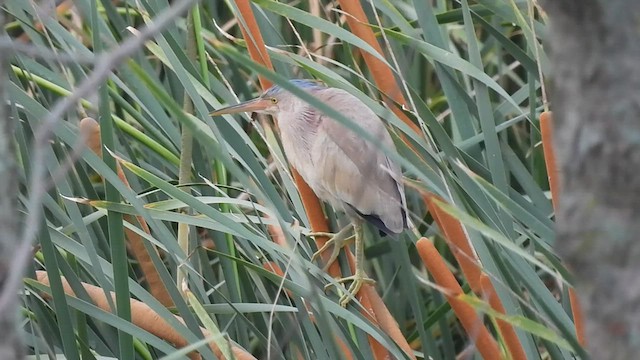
234, 1, 273, 89
540, 111, 586, 346
177, 8, 197, 297
309, 0, 322, 53
540, 112, 560, 210
540, 111, 560, 209
336, 0, 420, 134
568, 289, 586, 345
425, 194, 482, 292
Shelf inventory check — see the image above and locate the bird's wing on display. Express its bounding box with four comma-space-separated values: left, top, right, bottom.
310, 89, 407, 234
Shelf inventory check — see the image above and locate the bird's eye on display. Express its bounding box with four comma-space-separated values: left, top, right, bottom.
270, 98, 278, 104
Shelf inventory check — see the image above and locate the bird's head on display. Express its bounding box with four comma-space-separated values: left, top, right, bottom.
210, 79, 325, 118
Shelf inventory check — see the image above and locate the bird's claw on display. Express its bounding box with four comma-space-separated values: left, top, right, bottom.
309, 224, 371, 307
309, 230, 354, 271
324, 272, 376, 307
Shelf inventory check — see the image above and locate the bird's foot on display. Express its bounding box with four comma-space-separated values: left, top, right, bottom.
309, 227, 354, 271
325, 271, 376, 307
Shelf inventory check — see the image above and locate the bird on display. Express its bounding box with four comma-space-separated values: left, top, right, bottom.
211, 79, 408, 307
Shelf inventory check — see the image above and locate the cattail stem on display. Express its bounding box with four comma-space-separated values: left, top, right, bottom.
540, 111, 586, 345
416, 238, 502, 360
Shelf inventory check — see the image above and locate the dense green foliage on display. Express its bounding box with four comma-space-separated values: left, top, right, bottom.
7, 0, 584, 359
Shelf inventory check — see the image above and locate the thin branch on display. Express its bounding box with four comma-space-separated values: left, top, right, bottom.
177, 7, 197, 299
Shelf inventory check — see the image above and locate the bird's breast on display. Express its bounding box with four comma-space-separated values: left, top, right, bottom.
278, 115, 339, 206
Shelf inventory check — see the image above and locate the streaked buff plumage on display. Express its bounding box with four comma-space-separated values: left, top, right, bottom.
211, 79, 408, 306
265, 81, 408, 234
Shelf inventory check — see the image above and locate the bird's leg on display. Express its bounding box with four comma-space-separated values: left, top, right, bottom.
327, 222, 375, 307
309, 225, 354, 271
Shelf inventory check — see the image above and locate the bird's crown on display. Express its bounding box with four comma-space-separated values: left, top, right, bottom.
263, 79, 326, 97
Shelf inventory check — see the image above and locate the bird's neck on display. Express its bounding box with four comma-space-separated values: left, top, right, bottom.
276, 108, 319, 180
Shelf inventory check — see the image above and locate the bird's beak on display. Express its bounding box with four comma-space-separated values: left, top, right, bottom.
210, 97, 271, 116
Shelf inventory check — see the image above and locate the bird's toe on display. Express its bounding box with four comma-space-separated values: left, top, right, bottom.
308, 228, 354, 268
337, 275, 376, 307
